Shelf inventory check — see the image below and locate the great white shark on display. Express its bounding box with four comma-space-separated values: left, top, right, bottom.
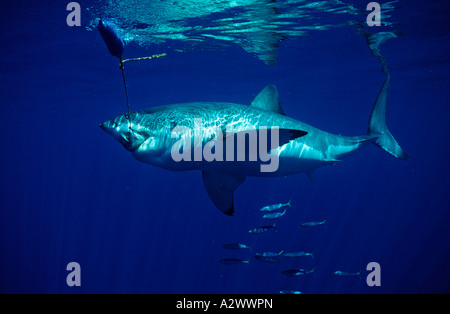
100, 76, 408, 215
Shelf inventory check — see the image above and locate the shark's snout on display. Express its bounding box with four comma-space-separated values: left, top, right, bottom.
99, 121, 108, 132
99, 120, 114, 135
100, 116, 151, 153
100, 119, 123, 144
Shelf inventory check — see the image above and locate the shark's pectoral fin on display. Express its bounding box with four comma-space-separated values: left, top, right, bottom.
305, 170, 314, 181
251, 84, 285, 115
202, 171, 246, 216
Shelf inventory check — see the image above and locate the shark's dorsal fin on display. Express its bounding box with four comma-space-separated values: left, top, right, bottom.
202, 171, 246, 216
251, 84, 285, 115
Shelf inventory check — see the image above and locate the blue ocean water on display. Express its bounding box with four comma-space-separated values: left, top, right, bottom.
0, 0, 449, 294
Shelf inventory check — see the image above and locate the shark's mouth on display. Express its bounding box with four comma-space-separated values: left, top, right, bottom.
100, 120, 148, 152
86, 0, 400, 65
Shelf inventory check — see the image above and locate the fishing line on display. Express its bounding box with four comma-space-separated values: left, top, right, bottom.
119, 54, 167, 118
119, 56, 130, 117
97, 19, 166, 130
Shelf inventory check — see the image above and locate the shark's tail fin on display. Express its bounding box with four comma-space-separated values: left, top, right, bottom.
368, 76, 409, 160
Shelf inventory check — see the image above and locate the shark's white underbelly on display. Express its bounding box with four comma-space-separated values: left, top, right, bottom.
133, 137, 332, 177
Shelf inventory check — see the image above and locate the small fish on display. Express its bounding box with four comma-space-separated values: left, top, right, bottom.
301, 219, 327, 227
262, 208, 287, 219
222, 243, 252, 250
279, 290, 303, 294
260, 200, 292, 212
333, 270, 362, 277
282, 251, 314, 259
219, 258, 251, 265
282, 266, 316, 277
254, 256, 283, 263
255, 250, 284, 257
248, 223, 276, 234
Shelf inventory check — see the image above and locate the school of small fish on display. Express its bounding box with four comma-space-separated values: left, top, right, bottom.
219, 200, 361, 294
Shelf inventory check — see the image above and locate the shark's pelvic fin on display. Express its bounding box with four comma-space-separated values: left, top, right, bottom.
202, 171, 246, 216
368, 76, 409, 160
251, 84, 285, 115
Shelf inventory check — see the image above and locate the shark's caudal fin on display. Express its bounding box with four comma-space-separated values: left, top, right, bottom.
361, 31, 408, 160
368, 76, 409, 160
